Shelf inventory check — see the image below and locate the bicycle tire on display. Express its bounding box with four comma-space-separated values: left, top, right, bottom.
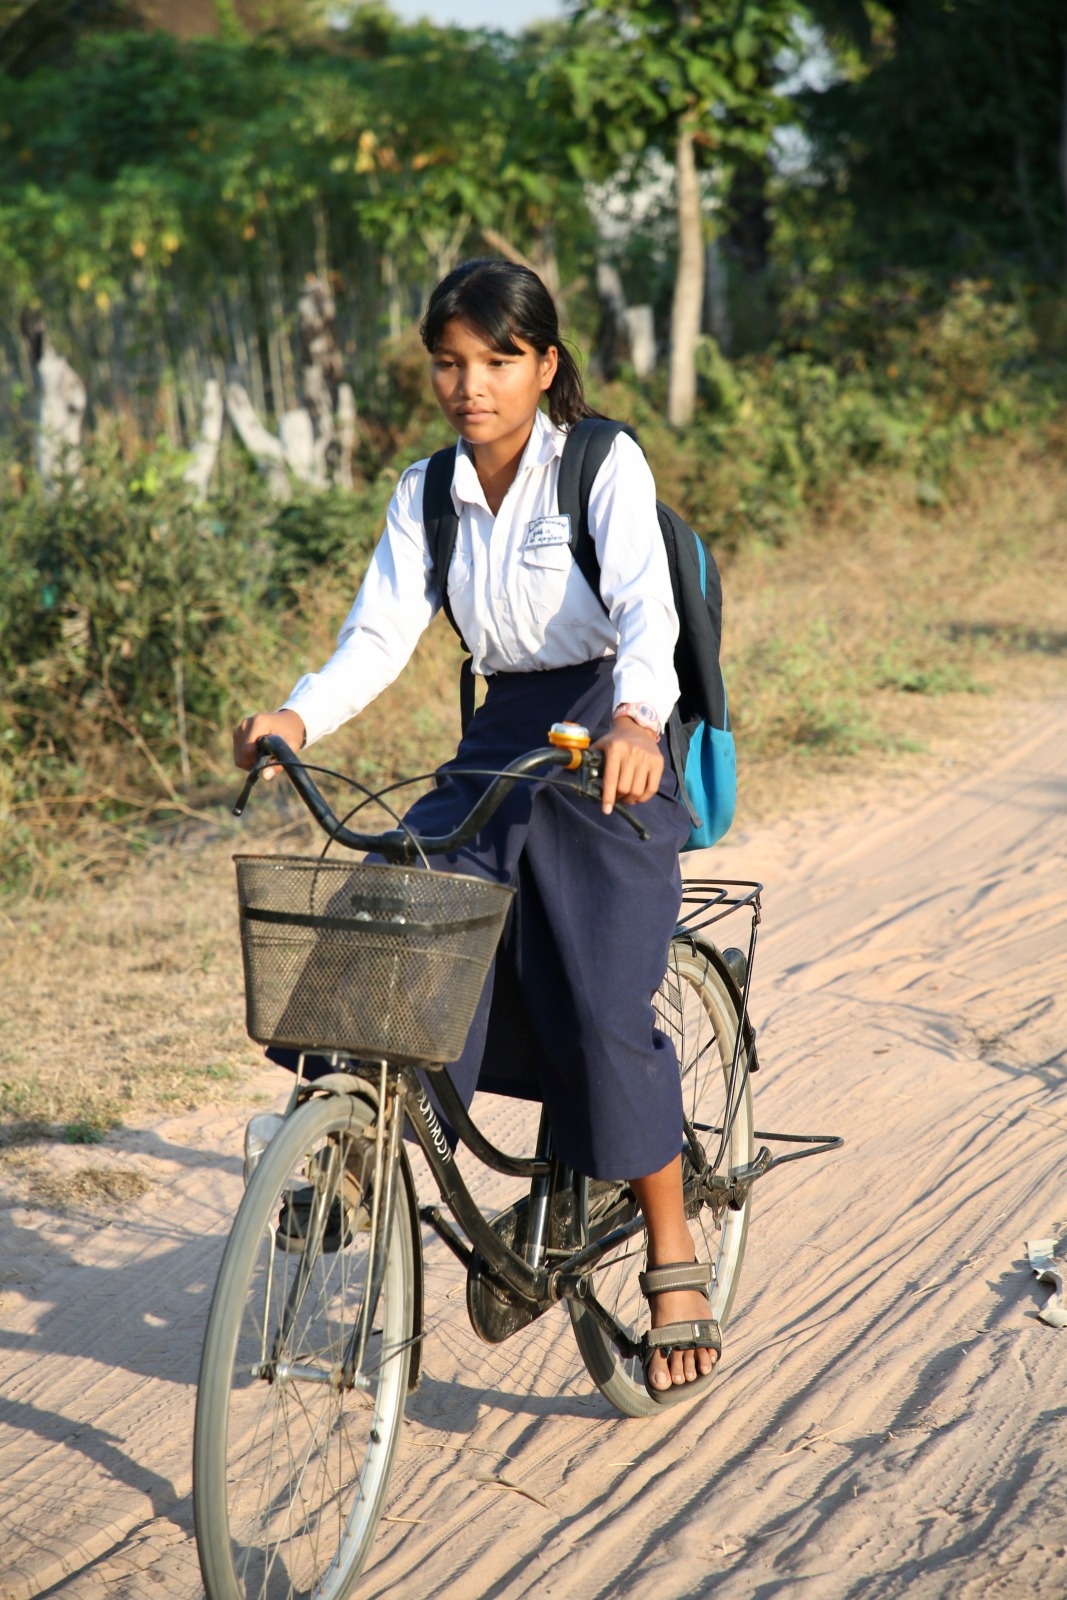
568, 934, 753, 1418
194, 1090, 416, 1600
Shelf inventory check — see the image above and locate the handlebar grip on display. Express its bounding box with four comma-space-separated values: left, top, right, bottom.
232, 749, 275, 817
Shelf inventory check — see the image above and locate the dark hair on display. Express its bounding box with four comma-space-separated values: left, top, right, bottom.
420, 258, 601, 428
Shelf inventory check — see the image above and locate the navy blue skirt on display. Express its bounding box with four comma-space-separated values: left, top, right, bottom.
396, 658, 691, 1179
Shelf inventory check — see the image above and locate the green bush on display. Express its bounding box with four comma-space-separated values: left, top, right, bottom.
0, 420, 414, 888
0, 439, 274, 773
597, 279, 1058, 553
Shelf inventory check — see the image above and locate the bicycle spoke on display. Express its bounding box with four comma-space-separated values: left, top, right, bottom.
195, 1095, 414, 1600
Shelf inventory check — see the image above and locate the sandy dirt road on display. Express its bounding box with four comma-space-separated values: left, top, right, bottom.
2, 700, 1066, 1599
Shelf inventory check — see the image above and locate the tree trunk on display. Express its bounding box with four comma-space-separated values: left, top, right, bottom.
1061, 42, 1067, 283
1002, 1, 1052, 278
298, 273, 341, 489
668, 119, 705, 429
20, 309, 85, 494
336, 383, 357, 492
532, 224, 561, 300
381, 253, 402, 341
224, 379, 292, 501
624, 306, 657, 379
182, 377, 224, 502
726, 153, 772, 281
704, 234, 732, 354
594, 261, 627, 380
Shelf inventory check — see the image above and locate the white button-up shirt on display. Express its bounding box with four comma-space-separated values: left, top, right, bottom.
283, 409, 680, 747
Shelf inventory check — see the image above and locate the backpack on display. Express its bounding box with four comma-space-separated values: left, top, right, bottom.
421, 417, 736, 851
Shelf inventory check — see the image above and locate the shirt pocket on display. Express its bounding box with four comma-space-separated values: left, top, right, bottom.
520, 540, 572, 572
446, 541, 473, 598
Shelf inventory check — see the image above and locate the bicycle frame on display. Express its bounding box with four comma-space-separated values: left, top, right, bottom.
276, 888, 774, 1371
238, 740, 842, 1375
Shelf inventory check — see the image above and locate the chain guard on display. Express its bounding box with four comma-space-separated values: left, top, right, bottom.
466, 1186, 579, 1345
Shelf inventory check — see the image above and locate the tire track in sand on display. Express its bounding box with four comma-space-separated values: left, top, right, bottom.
2, 703, 1066, 1598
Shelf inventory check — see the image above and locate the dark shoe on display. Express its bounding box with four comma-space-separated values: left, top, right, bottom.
276, 1184, 352, 1254
637, 1259, 721, 1409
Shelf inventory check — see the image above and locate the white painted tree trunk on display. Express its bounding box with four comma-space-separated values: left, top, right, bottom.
33, 340, 86, 494
336, 383, 357, 492
298, 275, 337, 488
668, 120, 706, 429
624, 306, 657, 379
223, 275, 358, 500
182, 378, 224, 502
298, 273, 358, 488
279, 408, 318, 485
224, 381, 292, 501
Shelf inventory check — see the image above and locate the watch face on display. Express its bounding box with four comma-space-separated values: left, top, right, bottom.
616, 703, 660, 734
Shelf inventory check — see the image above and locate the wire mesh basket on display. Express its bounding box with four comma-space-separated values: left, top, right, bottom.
235, 856, 515, 1065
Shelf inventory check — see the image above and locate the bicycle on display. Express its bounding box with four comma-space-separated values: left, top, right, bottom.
192, 725, 841, 1600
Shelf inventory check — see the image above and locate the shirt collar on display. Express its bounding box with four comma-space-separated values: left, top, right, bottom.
451, 408, 565, 508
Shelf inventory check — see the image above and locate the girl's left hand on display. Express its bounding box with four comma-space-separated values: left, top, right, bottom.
593, 717, 664, 815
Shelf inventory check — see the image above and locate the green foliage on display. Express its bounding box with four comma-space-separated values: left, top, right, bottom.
0, 20, 589, 320
63, 1117, 109, 1144
270, 486, 381, 600
557, 0, 802, 174
608, 279, 1055, 549
0, 438, 273, 775
799, 0, 1066, 279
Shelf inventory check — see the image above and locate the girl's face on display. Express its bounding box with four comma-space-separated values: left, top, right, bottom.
430, 318, 557, 456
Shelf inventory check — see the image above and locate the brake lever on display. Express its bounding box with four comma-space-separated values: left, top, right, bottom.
613, 800, 651, 841
232, 751, 274, 818
578, 750, 651, 841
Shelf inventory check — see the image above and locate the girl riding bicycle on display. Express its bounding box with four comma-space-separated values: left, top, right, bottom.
234, 259, 720, 1405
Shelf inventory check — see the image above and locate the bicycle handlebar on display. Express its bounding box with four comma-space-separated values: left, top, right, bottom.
233, 733, 650, 862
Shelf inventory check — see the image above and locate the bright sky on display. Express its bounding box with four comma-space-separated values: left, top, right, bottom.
387, 0, 565, 30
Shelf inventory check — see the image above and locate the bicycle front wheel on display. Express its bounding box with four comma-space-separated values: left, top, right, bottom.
194, 1090, 416, 1600
569, 935, 753, 1417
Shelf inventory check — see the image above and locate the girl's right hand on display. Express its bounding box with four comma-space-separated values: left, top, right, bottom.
232, 709, 307, 779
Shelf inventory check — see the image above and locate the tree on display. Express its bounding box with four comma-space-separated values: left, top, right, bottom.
801, 0, 1067, 282
557, 0, 802, 426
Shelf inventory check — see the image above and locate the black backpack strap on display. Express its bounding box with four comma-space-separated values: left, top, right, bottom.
422, 445, 463, 641
556, 418, 635, 613
423, 444, 482, 734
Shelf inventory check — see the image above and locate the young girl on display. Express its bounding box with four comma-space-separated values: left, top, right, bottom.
233, 259, 719, 1403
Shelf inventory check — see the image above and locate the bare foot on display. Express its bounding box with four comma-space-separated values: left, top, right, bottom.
630, 1156, 719, 1392
645, 1280, 718, 1392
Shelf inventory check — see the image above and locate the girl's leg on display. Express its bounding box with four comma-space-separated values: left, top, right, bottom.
631, 1156, 718, 1392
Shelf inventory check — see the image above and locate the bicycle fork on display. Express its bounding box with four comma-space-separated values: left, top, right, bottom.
344, 1068, 406, 1387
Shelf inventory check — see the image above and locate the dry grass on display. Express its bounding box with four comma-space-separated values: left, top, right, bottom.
723, 430, 1067, 819
0, 433, 1064, 1147
25, 1164, 153, 1211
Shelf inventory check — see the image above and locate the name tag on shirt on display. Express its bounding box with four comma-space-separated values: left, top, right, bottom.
524, 514, 572, 549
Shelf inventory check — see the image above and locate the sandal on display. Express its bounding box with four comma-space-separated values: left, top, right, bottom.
637, 1260, 722, 1409
276, 1184, 353, 1253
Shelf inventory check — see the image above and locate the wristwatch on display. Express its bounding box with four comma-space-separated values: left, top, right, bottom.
613, 701, 662, 738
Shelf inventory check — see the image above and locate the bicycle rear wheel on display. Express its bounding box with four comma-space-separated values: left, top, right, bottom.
194, 1090, 416, 1600
568, 934, 753, 1418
